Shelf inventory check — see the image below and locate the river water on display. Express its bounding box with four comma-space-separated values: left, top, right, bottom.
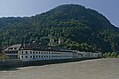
0, 58, 119, 79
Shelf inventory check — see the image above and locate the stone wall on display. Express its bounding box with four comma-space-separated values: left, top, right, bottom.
0, 58, 100, 70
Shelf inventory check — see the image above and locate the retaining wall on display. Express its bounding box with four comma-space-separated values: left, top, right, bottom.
0, 58, 100, 70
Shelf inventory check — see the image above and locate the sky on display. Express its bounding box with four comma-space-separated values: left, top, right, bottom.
0, 0, 118, 27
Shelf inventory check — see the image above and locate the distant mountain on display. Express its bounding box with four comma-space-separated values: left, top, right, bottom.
0, 4, 119, 52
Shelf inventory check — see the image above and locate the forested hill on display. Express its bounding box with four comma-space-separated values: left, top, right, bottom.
0, 4, 119, 52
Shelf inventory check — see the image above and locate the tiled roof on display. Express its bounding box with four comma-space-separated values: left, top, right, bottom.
4, 44, 22, 51
4, 44, 73, 53
20, 44, 73, 52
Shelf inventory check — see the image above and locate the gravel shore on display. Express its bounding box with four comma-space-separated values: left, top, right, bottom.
0, 58, 119, 79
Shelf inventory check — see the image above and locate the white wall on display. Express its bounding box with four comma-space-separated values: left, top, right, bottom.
18, 50, 73, 61
18, 50, 102, 61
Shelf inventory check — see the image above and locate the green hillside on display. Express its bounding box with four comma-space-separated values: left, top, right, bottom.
0, 4, 119, 52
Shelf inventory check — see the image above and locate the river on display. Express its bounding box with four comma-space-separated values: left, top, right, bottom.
0, 58, 119, 79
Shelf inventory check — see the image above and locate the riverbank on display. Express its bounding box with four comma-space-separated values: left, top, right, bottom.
0, 58, 100, 70
0, 58, 119, 79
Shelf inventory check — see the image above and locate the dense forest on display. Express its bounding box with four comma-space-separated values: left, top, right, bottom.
0, 4, 119, 53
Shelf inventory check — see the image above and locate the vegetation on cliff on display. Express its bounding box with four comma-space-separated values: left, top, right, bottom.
0, 4, 119, 53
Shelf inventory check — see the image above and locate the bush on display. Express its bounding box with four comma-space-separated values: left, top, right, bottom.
103, 52, 118, 58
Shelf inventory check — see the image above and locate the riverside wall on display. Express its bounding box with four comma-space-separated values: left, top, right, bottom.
0, 58, 100, 70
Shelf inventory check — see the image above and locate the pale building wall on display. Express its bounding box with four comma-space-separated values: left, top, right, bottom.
18, 50, 73, 61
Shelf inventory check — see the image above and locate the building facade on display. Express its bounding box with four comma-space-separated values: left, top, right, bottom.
18, 50, 73, 61
4, 44, 22, 59
4, 44, 102, 61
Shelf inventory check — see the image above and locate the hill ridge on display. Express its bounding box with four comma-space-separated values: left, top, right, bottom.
0, 4, 119, 52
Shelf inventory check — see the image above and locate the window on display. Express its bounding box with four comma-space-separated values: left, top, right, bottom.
30, 56, 32, 58
39, 55, 40, 58
21, 56, 23, 58
14, 48, 17, 50
26, 56, 28, 58
33, 52, 35, 54
14, 51, 17, 54
9, 48, 13, 50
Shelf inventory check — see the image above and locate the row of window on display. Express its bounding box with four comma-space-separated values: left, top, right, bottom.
22, 51, 69, 55
7, 55, 17, 59
5, 51, 18, 54
8, 48, 17, 50
21, 55, 72, 59
22, 55, 50, 59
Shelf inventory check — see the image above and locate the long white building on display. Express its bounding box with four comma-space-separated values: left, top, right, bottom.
4, 44, 102, 61
4, 44, 75, 61
18, 45, 73, 61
